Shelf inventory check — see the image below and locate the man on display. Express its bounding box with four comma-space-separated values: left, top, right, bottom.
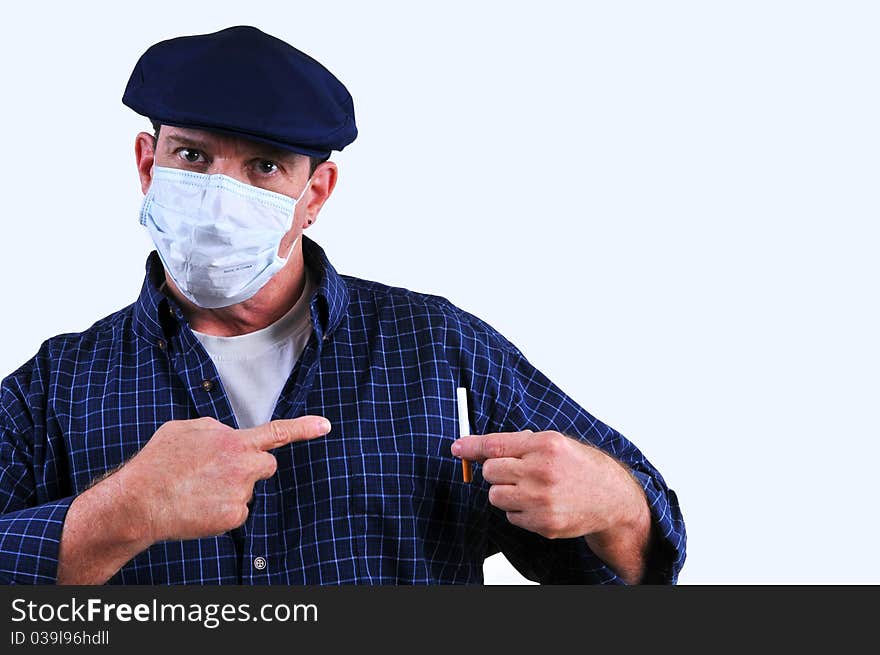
0, 26, 685, 584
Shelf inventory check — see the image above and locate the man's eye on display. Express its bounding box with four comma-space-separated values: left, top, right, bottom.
256, 160, 278, 174
178, 148, 203, 163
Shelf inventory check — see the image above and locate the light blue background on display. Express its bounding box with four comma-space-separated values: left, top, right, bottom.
1, 1, 877, 583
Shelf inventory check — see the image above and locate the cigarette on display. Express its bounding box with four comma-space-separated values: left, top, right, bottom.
456, 387, 472, 483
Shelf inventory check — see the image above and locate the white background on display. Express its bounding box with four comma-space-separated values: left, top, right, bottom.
1, 1, 877, 584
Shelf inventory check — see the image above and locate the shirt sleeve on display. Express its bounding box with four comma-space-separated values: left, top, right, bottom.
0, 499, 74, 584
480, 333, 687, 584
0, 354, 73, 584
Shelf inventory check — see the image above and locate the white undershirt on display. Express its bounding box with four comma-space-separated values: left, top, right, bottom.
191, 275, 315, 429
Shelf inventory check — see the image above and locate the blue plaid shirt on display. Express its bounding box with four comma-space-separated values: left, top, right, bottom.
0, 237, 685, 584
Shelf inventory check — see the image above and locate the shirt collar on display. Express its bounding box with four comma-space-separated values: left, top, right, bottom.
132, 235, 349, 344
301, 235, 350, 342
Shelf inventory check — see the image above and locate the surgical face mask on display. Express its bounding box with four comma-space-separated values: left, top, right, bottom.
139, 166, 310, 309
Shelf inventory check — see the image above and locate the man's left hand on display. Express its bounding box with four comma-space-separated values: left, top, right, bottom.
451, 430, 653, 582
451, 430, 639, 538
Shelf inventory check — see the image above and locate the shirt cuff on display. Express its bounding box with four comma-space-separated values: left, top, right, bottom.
628, 469, 687, 584
0, 496, 75, 584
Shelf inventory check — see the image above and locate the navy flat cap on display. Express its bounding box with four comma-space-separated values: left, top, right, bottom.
122, 26, 357, 158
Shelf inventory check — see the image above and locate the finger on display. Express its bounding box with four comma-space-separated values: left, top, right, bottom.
451, 431, 534, 463
254, 453, 278, 481
481, 457, 524, 485
242, 415, 331, 451
487, 484, 524, 512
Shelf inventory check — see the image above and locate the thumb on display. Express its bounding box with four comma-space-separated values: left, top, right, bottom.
242, 415, 331, 451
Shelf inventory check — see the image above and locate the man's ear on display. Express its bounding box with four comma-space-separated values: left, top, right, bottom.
301, 161, 338, 229
135, 132, 157, 195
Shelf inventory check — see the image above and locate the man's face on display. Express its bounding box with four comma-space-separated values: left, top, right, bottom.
135, 125, 337, 265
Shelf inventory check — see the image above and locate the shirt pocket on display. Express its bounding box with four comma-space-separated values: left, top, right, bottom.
349, 420, 488, 578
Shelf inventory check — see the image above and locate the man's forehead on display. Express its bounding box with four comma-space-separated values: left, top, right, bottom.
160, 126, 301, 161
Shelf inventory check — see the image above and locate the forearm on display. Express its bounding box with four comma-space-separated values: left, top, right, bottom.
57, 468, 153, 585
584, 461, 653, 585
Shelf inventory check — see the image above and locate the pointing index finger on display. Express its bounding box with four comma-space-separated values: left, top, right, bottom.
242, 415, 332, 451
451, 431, 534, 462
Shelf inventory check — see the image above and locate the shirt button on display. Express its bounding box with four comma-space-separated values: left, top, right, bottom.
156, 339, 166, 351
201, 379, 214, 392
253, 556, 267, 571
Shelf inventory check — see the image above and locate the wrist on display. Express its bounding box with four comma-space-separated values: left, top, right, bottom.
615, 466, 652, 535
589, 473, 650, 543
582, 457, 653, 584
57, 464, 156, 584
98, 462, 157, 550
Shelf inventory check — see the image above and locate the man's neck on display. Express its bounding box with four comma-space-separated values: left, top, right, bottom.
163, 250, 309, 337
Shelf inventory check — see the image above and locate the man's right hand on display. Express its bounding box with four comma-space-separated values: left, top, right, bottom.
57, 415, 330, 584
118, 415, 331, 543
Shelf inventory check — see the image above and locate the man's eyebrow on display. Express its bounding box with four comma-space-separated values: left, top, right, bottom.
163, 134, 298, 162
164, 134, 213, 151
243, 142, 300, 163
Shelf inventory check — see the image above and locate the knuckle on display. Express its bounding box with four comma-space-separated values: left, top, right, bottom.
486, 437, 505, 459
239, 486, 254, 505
505, 511, 526, 531
255, 454, 278, 480
154, 420, 173, 435
537, 519, 557, 540
156, 419, 188, 439
481, 459, 496, 481
538, 431, 561, 454
487, 485, 502, 506
542, 510, 570, 539
219, 503, 245, 530
268, 421, 286, 447
548, 515, 567, 539
538, 526, 557, 540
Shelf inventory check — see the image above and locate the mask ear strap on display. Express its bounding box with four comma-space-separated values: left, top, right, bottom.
294, 177, 314, 229
295, 177, 313, 204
